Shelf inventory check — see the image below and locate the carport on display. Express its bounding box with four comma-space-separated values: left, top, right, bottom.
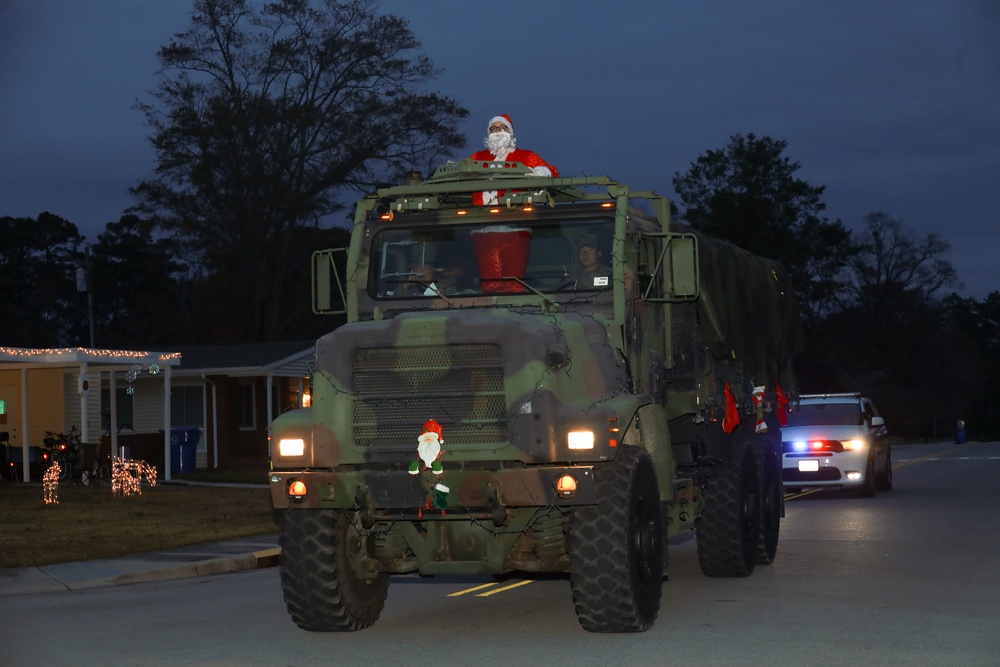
0, 346, 182, 482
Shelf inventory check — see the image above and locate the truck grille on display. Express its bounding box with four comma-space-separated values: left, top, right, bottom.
352, 344, 507, 448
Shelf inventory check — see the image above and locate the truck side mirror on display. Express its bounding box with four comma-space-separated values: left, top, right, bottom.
667, 235, 698, 299
313, 248, 348, 315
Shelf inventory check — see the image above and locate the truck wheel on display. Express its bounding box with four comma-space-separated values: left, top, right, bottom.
279, 509, 388, 631
756, 439, 782, 565
874, 446, 893, 491
569, 444, 663, 632
696, 439, 760, 577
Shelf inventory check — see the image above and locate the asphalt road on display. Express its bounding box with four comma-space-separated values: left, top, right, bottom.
3, 441, 999, 667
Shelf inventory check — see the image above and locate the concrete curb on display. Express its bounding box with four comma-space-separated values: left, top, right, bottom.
0, 546, 281, 596
104, 547, 281, 589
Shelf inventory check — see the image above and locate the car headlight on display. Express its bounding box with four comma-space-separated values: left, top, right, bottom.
843, 439, 865, 451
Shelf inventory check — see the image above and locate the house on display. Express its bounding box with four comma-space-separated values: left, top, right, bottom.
0, 342, 314, 481
0, 346, 181, 481
157, 341, 315, 470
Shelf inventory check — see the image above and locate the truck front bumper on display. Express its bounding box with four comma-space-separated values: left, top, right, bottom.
269, 466, 596, 512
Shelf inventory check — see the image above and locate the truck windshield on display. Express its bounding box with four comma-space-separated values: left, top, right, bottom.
369, 220, 614, 299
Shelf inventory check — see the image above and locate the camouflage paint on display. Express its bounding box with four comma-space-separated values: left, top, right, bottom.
270, 160, 801, 575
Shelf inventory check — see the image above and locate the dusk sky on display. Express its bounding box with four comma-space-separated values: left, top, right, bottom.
2, 1, 997, 299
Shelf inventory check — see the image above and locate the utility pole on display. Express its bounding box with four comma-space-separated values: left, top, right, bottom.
76, 245, 96, 348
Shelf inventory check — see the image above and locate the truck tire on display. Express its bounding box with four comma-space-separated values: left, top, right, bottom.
756, 438, 782, 565
696, 439, 760, 577
874, 446, 893, 491
569, 444, 663, 633
279, 509, 388, 631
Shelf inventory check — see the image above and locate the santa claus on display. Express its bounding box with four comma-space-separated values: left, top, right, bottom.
468, 114, 558, 205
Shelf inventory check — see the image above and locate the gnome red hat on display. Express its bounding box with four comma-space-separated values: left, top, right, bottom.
420, 419, 443, 440
489, 114, 513, 133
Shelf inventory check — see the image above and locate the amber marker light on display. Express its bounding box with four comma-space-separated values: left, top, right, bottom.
287, 479, 308, 501
600, 202, 614, 208
456, 210, 468, 216
554, 474, 578, 499
489, 207, 502, 214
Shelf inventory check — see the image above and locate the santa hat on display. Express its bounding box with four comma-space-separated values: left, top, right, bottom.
488, 114, 513, 133
420, 419, 443, 440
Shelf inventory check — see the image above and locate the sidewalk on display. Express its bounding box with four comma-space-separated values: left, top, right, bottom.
0, 533, 279, 596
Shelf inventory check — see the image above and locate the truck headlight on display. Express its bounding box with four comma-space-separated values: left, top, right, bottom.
278, 438, 305, 457
567, 430, 595, 450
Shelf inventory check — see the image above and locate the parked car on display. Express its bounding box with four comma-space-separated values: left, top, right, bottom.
781, 393, 891, 497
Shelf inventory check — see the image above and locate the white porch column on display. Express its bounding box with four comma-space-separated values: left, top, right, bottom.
78, 362, 89, 444
20, 367, 29, 482
109, 371, 119, 457
163, 364, 172, 480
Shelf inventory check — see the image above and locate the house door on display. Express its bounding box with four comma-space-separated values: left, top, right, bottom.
0, 383, 22, 447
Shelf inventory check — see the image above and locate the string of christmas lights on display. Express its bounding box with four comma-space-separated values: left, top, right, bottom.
112, 456, 157, 496
0, 346, 181, 361
43, 462, 61, 504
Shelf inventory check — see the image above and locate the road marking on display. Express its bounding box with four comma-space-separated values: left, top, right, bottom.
476, 579, 535, 597
896, 456, 1000, 462
783, 443, 989, 498
891, 442, 983, 470
449, 580, 536, 598
447, 582, 501, 597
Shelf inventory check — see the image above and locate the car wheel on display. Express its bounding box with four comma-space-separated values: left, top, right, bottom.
874, 445, 893, 491
856, 457, 876, 498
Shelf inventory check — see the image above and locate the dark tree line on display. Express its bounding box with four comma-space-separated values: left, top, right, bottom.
672, 133, 998, 441
1, 1, 996, 440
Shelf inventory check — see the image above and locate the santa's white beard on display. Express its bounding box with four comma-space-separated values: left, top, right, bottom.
484, 131, 516, 159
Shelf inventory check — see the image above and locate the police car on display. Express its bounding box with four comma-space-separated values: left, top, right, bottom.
781, 393, 891, 496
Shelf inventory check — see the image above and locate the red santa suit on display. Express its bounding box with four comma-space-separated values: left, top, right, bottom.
469, 114, 558, 205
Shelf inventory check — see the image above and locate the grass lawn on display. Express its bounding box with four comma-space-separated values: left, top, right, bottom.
0, 473, 277, 569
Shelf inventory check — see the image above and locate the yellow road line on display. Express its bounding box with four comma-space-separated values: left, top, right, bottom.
476, 579, 535, 597
892, 442, 981, 469
447, 582, 501, 597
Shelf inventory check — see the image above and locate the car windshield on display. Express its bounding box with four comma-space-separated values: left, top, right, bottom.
787, 403, 864, 427
369, 219, 614, 299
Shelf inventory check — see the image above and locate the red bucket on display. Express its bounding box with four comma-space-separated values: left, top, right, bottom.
471, 227, 531, 293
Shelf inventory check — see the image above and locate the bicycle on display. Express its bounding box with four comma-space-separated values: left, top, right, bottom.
83, 442, 112, 487
42, 426, 82, 483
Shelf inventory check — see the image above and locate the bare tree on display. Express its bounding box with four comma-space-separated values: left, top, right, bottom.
131, 0, 468, 341
840, 211, 961, 315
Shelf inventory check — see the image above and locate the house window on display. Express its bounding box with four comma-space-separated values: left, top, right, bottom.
239, 383, 256, 430
101, 388, 135, 432
171, 385, 205, 427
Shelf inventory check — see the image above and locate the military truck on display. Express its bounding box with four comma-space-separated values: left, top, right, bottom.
268, 159, 802, 633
